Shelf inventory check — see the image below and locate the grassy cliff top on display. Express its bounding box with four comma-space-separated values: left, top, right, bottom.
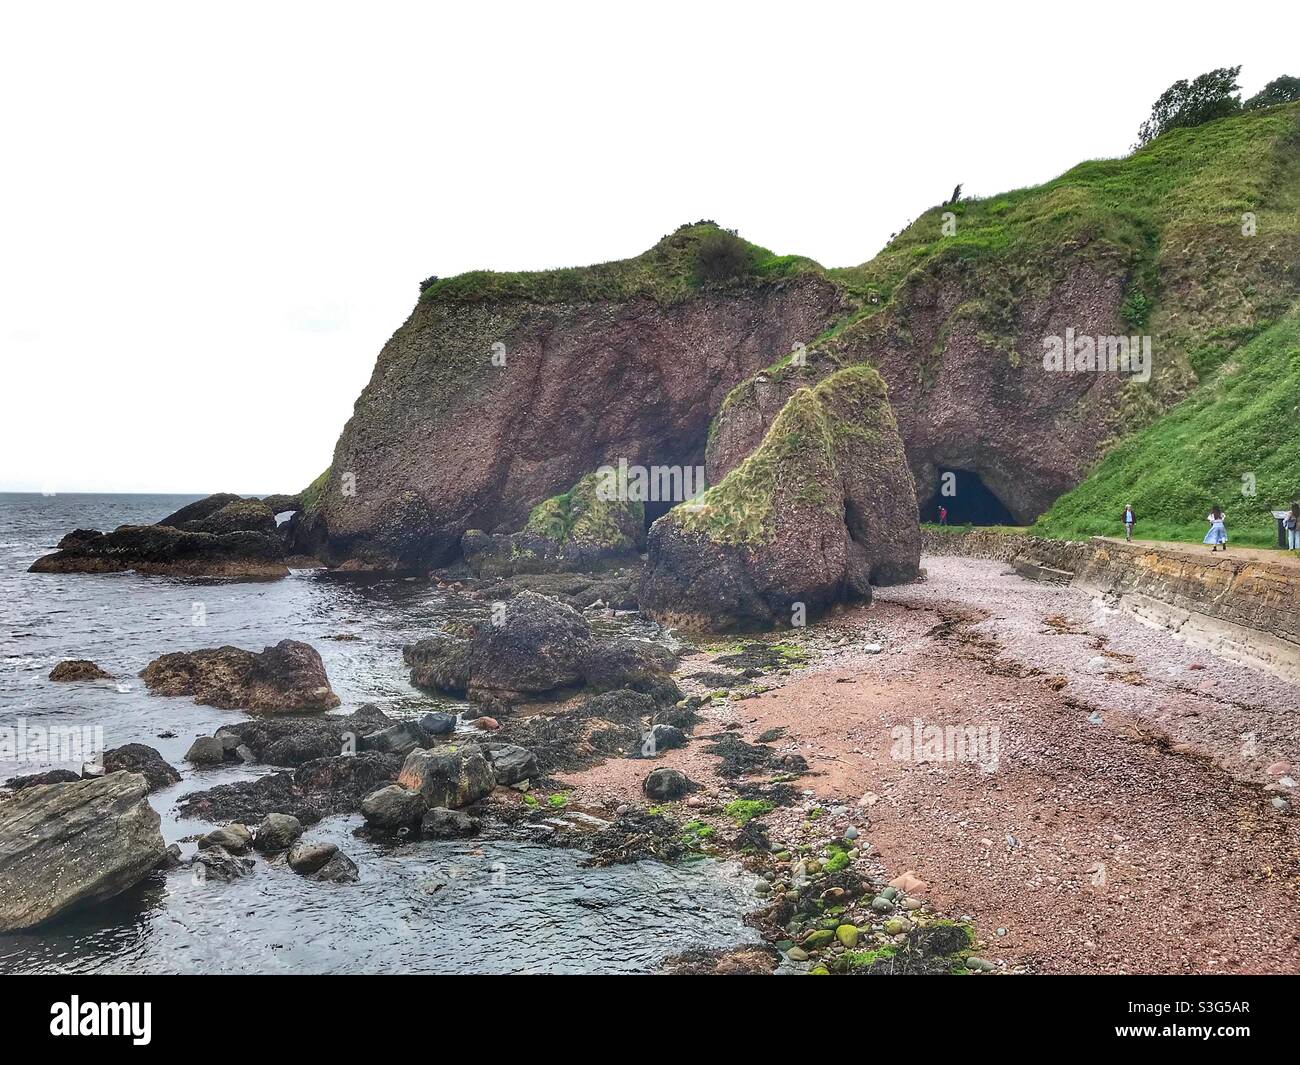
830, 101, 1300, 309
417, 222, 825, 305
1035, 310, 1300, 547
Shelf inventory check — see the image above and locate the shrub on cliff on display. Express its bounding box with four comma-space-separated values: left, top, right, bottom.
694, 229, 754, 284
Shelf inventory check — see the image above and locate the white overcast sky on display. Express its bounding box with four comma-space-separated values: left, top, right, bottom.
1, 1, 1293, 494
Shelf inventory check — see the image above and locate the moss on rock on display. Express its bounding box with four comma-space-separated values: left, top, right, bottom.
525, 472, 643, 551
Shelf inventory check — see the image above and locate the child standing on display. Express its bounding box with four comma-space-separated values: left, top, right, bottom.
1204, 506, 1228, 552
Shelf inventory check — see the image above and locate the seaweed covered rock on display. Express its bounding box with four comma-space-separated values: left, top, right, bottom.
177, 751, 402, 824
461, 471, 644, 577
48, 659, 114, 682
29, 523, 288, 580
102, 744, 181, 793
141, 639, 341, 713
639, 366, 920, 630
216, 704, 393, 766
31, 493, 290, 580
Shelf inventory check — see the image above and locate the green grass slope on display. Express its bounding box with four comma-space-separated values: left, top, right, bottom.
417, 221, 825, 305
1035, 311, 1300, 547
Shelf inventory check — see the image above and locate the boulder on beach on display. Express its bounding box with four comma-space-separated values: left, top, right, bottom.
643, 767, 694, 801
421, 807, 480, 839
403, 591, 589, 699
191, 847, 254, 881
359, 720, 433, 757
639, 366, 921, 631
397, 745, 495, 809
0, 772, 166, 931
360, 784, 425, 831
4, 768, 82, 790
253, 813, 304, 853
464, 591, 591, 694
287, 840, 337, 874
483, 742, 538, 785
48, 659, 114, 682
185, 736, 227, 765
199, 824, 253, 854
140, 639, 341, 713
102, 743, 181, 792
404, 591, 679, 706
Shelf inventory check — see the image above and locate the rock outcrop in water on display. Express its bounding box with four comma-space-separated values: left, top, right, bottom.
0, 772, 166, 931
640, 366, 920, 630
30, 492, 301, 580
48, 659, 114, 681
141, 639, 341, 713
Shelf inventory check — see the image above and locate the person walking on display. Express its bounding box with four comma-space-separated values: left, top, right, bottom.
1122, 504, 1135, 542
1286, 501, 1300, 550
1204, 506, 1228, 552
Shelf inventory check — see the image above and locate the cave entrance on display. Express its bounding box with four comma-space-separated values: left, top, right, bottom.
632, 458, 708, 537
922, 468, 1015, 526
643, 497, 678, 533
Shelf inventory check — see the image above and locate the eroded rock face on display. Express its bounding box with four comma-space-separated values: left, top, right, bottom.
140, 639, 341, 713
641, 366, 920, 630
0, 772, 166, 931
291, 230, 845, 571
707, 251, 1141, 524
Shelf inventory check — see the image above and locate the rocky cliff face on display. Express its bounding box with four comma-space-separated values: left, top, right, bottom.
708, 249, 1133, 522
297, 104, 1300, 570
293, 226, 845, 569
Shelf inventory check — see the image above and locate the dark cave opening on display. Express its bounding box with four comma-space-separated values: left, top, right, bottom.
921, 468, 1015, 526
643, 496, 678, 534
